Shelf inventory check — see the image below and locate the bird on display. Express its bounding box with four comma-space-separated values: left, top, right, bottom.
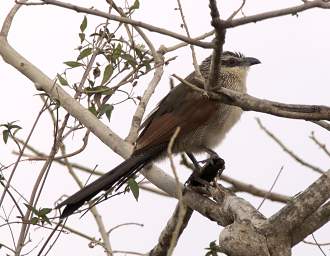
57, 51, 260, 218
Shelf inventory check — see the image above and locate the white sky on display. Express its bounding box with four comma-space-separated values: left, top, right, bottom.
1, 1, 330, 255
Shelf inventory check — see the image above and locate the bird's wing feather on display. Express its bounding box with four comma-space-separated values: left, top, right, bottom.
136, 88, 217, 150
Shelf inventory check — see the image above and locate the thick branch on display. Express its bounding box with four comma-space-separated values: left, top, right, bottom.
175, 74, 330, 121
263, 170, 330, 235
292, 201, 330, 246
211, 87, 330, 121
205, 0, 225, 91
149, 204, 193, 256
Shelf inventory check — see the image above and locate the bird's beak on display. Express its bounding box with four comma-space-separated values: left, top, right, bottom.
244, 57, 261, 66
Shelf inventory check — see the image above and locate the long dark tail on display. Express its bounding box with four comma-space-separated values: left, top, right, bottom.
57, 146, 164, 218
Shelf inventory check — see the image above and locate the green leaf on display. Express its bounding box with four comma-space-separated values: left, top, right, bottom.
24, 203, 39, 216
88, 79, 95, 87
122, 53, 137, 67
39, 208, 52, 216
77, 48, 92, 61
31, 217, 39, 225
101, 64, 113, 85
41, 215, 51, 225
80, 16, 87, 32
64, 61, 84, 68
2, 130, 9, 144
129, 0, 140, 11
57, 73, 68, 86
88, 105, 98, 116
112, 44, 122, 60
142, 59, 151, 72
99, 104, 113, 122
135, 47, 143, 60
84, 86, 113, 95
127, 178, 139, 201
9, 124, 21, 130
79, 33, 85, 43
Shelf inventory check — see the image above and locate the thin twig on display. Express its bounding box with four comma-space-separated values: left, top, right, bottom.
167, 127, 184, 256
309, 131, 330, 158
176, 0, 202, 79
311, 233, 327, 256
256, 118, 324, 174
172, 73, 207, 95
227, 0, 246, 20
125, 59, 164, 143
303, 240, 330, 246
0, 180, 24, 218
163, 30, 214, 54
36, 221, 62, 256
107, 1, 164, 144
1, 207, 17, 250
257, 166, 284, 210
223, 0, 330, 28
0, 99, 49, 209
107, 222, 144, 235
35, 0, 213, 48
61, 146, 113, 255
221, 175, 289, 204
24, 130, 90, 161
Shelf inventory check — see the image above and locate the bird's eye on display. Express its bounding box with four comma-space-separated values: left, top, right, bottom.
227, 58, 237, 66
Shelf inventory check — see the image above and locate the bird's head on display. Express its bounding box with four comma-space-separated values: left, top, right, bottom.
200, 51, 261, 74
221, 51, 261, 68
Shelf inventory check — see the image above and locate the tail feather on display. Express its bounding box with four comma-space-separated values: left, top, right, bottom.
57, 146, 164, 218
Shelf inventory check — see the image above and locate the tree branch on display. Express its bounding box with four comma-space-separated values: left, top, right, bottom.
149, 204, 193, 256
223, 0, 330, 28
292, 201, 330, 246
35, 0, 213, 48
263, 170, 330, 235
257, 118, 324, 174
205, 0, 225, 91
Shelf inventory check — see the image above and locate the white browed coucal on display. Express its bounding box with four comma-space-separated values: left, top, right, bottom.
57, 51, 261, 218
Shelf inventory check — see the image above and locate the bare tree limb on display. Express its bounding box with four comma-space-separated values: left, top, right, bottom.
227, 0, 246, 20
223, 0, 330, 28
125, 60, 164, 143
105, 0, 165, 144
163, 31, 214, 54
220, 175, 290, 204
205, 0, 225, 91
214, 88, 330, 121
149, 205, 193, 256
33, 0, 213, 48
174, 73, 330, 121
309, 131, 330, 158
256, 118, 324, 174
312, 120, 330, 131
263, 170, 330, 235
176, 0, 202, 79
60, 146, 113, 255
292, 201, 330, 246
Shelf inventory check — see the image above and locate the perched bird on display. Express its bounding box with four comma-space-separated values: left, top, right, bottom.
57, 51, 260, 218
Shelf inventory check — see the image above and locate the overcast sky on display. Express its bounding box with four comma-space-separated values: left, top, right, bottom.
1, 1, 330, 255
